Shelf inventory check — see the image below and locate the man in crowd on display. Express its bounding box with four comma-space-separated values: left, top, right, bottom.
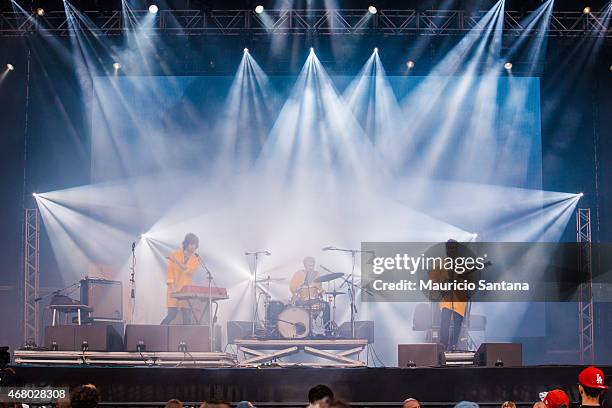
543, 390, 570, 408
578, 367, 609, 407
70, 384, 100, 408
308, 385, 334, 408
403, 398, 421, 408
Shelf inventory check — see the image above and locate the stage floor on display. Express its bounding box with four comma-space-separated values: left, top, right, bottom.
7, 364, 610, 406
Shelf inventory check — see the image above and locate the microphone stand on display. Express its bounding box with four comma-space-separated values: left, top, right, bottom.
130, 242, 136, 324
323, 247, 371, 338
245, 251, 270, 337
196, 256, 215, 352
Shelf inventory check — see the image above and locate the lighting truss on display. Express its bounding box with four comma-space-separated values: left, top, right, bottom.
576, 208, 595, 364
0, 9, 610, 37
23, 207, 40, 347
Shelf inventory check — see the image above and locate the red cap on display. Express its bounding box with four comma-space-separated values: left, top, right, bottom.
579, 366, 609, 389
543, 390, 570, 408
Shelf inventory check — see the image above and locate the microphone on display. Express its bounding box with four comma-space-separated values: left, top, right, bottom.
132, 242, 136, 252
322, 246, 335, 251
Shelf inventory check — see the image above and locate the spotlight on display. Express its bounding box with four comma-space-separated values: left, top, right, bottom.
148, 4, 158, 14
136, 340, 146, 352
36, 7, 44, 16
579, 192, 584, 197
406, 60, 415, 69
32, 192, 38, 197
178, 341, 187, 352
112, 62, 121, 70
255, 5, 264, 14
368, 5, 377, 14
504, 62, 513, 70
81, 341, 89, 351
374, 47, 378, 53
51, 341, 58, 351
495, 359, 504, 367
310, 47, 314, 53
583, 6, 591, 14
244, 48, 249, 54
6, 63, 14, 71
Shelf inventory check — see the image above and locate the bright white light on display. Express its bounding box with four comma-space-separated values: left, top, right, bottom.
368, 5, 377, 14
255, 5, 264, 14
148, 4, 158, 14
112, 62, 121, 70
504, 62, 513, 70
579, 192, 584, 197
374, 47, 378, 53
310, 47, 314, 54
32, 192, 38, 197
36, 8, 44, 16
6, 63, 14, 71
406, 60, 415, 69
583, 6, 591, 14
244, 48, 249, 54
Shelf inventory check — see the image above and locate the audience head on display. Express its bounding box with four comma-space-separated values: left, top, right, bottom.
308, 384, 334, 408
533, 402, 546, 408
165, 399, 183, 408
403, 398, 421, 408
454, 402, 480, 408
235, 402, 254, 408
579, 366, 609, 405
501, 402, 516, 408
70, 384, 100, 408
543, 390, 570, 408
200, 400, 231, 408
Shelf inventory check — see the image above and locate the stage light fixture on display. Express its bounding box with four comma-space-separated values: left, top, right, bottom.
255, 5, 264, 14
36, 7, 44, 16
113, 62, 121, 70
81, 341, 89, 351
6, 63, 14, 71
583, 6, 591, 14
406, 60, 415, 69
136, 340, 146, 352
244, 48, 249, 54
368, 5, 377, 14
579, 192, 584, 197
374, 47, 378, 53
32, 192, 38, 197
504, 62, 513, 70
310, 47, 314, 53
148, 4, 158, 14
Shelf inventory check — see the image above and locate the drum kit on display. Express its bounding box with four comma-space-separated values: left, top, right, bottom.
258, 272, 347, 339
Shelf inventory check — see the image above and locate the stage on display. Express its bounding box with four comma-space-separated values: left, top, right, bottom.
6, 364, 608, 406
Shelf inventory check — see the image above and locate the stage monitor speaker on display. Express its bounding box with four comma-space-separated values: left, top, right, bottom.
168, 325, 220, 352
227, 321, 253, 344
475, 342, 522, 367
44, 325, 75, 351
398, 343, 444, 367
80, 278, 123, 320
75, 324, 124, 351
339, 321, 374, 343
125, 324, 169, 352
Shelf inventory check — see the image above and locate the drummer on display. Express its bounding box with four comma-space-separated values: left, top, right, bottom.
289, 256, 331, 336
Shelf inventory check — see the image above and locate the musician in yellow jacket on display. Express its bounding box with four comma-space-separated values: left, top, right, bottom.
160, 233, 200, 325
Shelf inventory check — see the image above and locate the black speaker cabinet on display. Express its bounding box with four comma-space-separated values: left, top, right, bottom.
44, 325, 76, 351
227, 321, 253, 344
398, 343, 444, 367
168, 325, 215, 352
125, 324, 169, 351
80, 278, 123, 320
338, 321, 374, 343
75, 324, 124, 351
475, 342, 522, 367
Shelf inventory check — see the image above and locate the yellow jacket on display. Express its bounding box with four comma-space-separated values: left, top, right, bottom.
166, 249, 200, 308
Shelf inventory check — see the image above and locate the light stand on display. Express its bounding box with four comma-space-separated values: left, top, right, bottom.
245, 250, 271, 337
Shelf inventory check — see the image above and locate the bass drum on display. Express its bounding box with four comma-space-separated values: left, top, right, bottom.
277, 307, 310, 339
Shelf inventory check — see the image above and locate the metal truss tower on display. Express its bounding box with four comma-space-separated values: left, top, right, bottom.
23, 207, 40, 346
576, 208, 594, 364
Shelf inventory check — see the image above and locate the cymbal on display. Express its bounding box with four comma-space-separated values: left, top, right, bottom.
324, 290, 346, 296
314, 272, 344, 283
255, 276, 286, 283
